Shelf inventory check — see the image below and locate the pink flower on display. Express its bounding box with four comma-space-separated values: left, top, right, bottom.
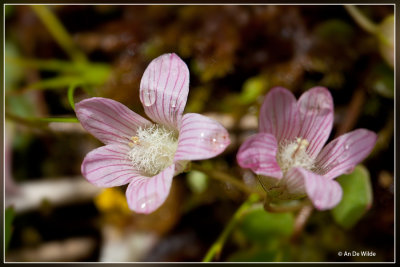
237, 87, 377, 210
76, 53, 230, 214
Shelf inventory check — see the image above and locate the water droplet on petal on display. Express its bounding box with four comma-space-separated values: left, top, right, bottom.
171, 99, 177, 108
142, 89, 156, 107
210, 132, 229, 152
343, 142, 350, 150
198, 131, 229, 152
340, 141, 351, 159
137, 193, 159, 212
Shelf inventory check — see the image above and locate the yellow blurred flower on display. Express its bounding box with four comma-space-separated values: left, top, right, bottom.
94, 188, 132, 217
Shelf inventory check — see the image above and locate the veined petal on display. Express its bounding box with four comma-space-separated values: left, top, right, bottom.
297, 87, 334, 158
286, 167, 343, 210
174, 113, 230, 161
140, 53, 189, 130
126, 164, 174, 214
174, 160, 189, 176
81, 144, 140, 187
237, 133, 282, 179
314, 129, 377, 179
76, 97, 152, 145
259, 87, 300, 143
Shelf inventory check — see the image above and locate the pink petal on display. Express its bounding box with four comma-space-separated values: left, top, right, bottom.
126, 164, 174, 214
259, 87, 300, 144
81, 144, 140, 187
285, 167, 343, 210
174, 160, 189, 175
314, 129, 377, 179
76, 97, 152, 145
297, 87, 334, 158
237, 133, 282, 179
174, 113, 230, 161
140, 53, 189, 130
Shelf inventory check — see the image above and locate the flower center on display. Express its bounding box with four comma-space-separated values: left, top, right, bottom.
128, 125, 178, 177
276, 137, 314, 174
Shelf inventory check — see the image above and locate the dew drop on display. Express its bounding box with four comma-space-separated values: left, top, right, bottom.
171, 99, 177, 108
137, 193, 159, 212
198, 131, 229, 152
341, 142, 351, 158
142, 89, 156, 107
210, 132, 229, 151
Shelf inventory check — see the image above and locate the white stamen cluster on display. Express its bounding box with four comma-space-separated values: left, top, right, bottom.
128, 125, 178, 177
276, 137, 314, 174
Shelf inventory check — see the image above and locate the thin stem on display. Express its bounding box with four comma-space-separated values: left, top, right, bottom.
344, 5, 378, 34
264, 199, 309, 213
31, 5, 88, 63
6, 57, 79, 72
68, 83, 78, 111
202, 193, 260, 262
6, 111, 79, 124
335, 88, 365, 138
191, 162, 264, 197
25, 76, 85, 91
291, 205, 313, 241
32, 117, 79, 123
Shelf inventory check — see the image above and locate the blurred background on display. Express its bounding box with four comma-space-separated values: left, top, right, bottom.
4, 5, 394, 262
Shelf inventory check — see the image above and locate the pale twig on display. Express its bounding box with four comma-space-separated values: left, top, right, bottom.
335, 88, 365, 138
291, 205, 314, 241
344, 5, 378, 34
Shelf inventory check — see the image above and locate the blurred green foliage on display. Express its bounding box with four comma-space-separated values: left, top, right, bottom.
331, 165, 373, 229
314, 19, 355, 43
369, 63, 394, 99
239, 207, 294, 243
5, 206, 15, 252
238, 76, 269, 105
187, 170, 209, 194
226, 206, 294, 262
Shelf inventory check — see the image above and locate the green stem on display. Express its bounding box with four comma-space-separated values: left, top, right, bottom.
6, 57, 79, 72
32, 117, 79, 123
263, 192, 311, 213
344, 5, 378, 34
68, 83, 78, 111
264, 200, 309, 213
191, 162, 264, 197
26, 76, 85, 91
6, 112, 79, 124
31, 5, 87, 63
203, 193, 260, 262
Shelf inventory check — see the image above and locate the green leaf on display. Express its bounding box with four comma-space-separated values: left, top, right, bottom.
68, 83, 78, 111
239, 206, 294, 243
331, 165, 373, 229
5, 206, 15, 252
